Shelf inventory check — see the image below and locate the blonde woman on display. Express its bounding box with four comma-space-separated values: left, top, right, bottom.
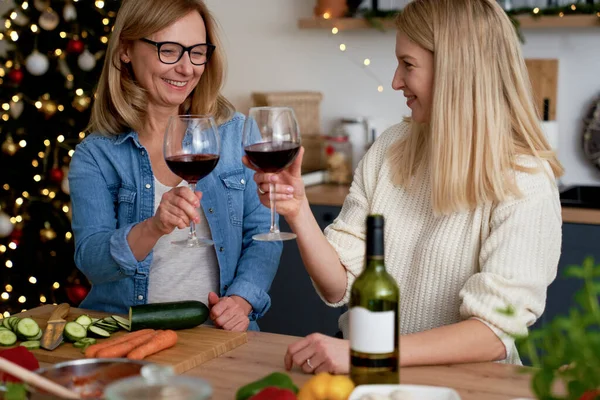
69, 0, 282, 332
246, 0, 563, 372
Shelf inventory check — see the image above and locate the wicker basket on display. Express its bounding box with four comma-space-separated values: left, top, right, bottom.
251, 91, 323, 136
251, 91, 325, 172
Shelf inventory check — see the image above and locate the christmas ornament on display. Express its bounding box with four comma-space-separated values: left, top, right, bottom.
34, 0, 51, 12
8, 68, 24, 85
1, 135, 18, 156
12, 10, 29, 27
9, 100, 23, 119
67, 38, 85, 54
9, 226, 22, 246
63, 3, 77, 22
77, 49, 96, 71
39, 96, 58, 119
25, 50, 50, 76
66, 283, 89, 305
40, 222, 57, 242
50, 166, 64, 183
39, 8, 60, 31
72, 94, 91, 112
0, 210, 13, 238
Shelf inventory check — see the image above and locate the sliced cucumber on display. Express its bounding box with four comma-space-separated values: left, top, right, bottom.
0, 326, 9, 331
16, 318, 40, 339
73, 337, 97, 348
31, 330, 43, 341
20, 340, 40, 350
94, 321, 118, 330
0, 330, 17, 346
88, 325, 110, 338
63, 322, 87, 342
2, 318, 11, 330
75, 315, 93, 327
116, 321, 131, 332
111, 315, 130, 327
7, 317, 20, 332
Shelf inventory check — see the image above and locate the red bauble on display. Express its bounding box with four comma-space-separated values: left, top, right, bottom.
9, 227, 22, 246
8, 68, 24, 84
49, 166, 64, 183
67, 39, 85, 54
66, 284, 89, 305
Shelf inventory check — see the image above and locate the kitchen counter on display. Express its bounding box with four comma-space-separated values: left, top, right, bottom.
305, 184, 600, 225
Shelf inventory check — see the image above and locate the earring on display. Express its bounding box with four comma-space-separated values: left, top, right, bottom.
121, 57, 130, 63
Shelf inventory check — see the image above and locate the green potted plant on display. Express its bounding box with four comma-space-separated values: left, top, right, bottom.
516, 257, 600, 400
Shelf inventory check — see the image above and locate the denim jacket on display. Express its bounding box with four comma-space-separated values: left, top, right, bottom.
68, 112, 282, 330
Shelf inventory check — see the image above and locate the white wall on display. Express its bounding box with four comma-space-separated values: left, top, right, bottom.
205, 0, 600, 186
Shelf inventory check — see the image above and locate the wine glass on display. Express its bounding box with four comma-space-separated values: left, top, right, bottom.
243, 107, 301, 241
164, 115, 220, 247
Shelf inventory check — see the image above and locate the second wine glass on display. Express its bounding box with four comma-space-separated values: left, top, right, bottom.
164, 115, 220, 247
243, 107, 301, 242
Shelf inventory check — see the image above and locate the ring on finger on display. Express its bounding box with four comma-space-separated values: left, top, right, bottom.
258, 186, 267, 195
306, 358, 314, 370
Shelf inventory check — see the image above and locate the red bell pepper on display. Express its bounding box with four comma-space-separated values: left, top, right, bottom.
249, 387, 298, 400
0, 347, 39, 382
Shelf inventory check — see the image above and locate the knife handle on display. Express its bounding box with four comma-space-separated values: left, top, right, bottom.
48, 303, 70, 322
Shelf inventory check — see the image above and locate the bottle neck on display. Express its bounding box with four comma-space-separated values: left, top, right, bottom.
365, 256, 386, 273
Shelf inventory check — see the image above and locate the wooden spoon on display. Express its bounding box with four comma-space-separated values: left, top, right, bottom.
0, 356, 81, 399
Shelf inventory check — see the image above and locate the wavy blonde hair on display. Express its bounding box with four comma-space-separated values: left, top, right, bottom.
89, 0, 234, 135
389, 0, 563, 214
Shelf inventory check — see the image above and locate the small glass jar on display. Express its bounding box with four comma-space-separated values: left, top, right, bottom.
104, 364, 212, 400
323, 125, 353, 185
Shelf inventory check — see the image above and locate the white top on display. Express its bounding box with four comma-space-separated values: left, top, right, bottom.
148, 178, 220, 307
321, 122, 562, 364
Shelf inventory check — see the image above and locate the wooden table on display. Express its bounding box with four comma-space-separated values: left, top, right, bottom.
184, 331, 535, 400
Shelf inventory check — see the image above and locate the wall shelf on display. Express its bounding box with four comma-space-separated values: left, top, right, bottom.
298, 14, 600, 30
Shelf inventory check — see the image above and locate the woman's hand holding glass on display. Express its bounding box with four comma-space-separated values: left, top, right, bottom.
242, 146, 307, 223
149, 187, 202, 235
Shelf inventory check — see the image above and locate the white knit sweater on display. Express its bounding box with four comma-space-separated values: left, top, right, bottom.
321, 122, 562, 364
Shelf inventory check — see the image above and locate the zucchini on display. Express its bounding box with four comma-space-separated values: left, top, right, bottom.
0, 330, 17, 346
20, 340, 40, 350
88, 325, 110, 338
129, 300, 209, 331
75, 315, 93, 327
16, 318, 40, 339
64, 322, 87, 342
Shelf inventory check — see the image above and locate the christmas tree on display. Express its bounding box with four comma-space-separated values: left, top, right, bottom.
0, 0, 120, 316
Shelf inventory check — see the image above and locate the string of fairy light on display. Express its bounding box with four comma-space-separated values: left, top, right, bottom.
320, 11, 386, 94
0, 0, 116, 316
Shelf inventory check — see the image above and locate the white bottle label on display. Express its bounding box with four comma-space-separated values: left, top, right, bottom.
349, 307, 395, 354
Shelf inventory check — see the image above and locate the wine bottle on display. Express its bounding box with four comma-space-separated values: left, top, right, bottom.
349, 215, 400, 385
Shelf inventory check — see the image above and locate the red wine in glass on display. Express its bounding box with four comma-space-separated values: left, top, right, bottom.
244, 142, 300, 173
243, 107, 301, 242
165, 154, 220, 183
164, 115, 220, 247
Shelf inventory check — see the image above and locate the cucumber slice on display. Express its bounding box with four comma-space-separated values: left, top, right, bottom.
130, 300, 209, 331
111, 315, 130, 327
16, 318, 40, 339
0, 330, 17, 346
75, 315, 93, 327
8, 317, 20, 332
0, 326, 9, 331
20, 340, 40, 350
88, 325, 110, 338
102, 317, 118, 325
116, 321, 131, 332
73, 337, 97, 348
64, 322, 87, 342
31, 330, 43, 341
2, 318, 11, 330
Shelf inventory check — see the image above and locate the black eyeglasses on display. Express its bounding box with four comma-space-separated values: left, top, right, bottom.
140, 38, 215, 66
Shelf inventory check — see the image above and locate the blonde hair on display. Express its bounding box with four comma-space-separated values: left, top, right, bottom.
89, 0, 234, 135
389, 0, 563, 214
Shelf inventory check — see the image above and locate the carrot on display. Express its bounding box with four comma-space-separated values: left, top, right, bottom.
96, 331, 157, 358
126, 330, 178, 360
84, 329, 155, 358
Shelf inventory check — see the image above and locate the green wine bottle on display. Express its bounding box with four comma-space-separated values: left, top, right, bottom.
349, 215, 400, 385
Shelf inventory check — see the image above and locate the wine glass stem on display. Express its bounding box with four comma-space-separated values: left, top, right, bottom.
269, 182, 279, 234
188, 182, 198, 242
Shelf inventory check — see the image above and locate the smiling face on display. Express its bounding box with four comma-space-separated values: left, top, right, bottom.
391, 31, 434, 123
121, 11, 207, 114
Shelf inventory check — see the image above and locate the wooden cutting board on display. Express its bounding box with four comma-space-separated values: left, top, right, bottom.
11, 305, 247, 374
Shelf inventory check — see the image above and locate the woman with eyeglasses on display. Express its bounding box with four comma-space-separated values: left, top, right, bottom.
68, 0, 282, 332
